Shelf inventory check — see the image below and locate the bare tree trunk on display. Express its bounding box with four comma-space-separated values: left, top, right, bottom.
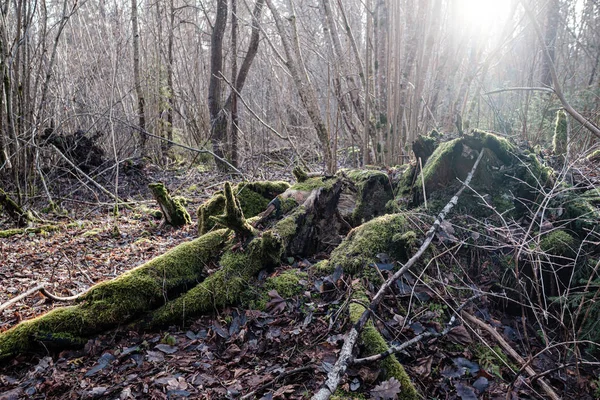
265, 0, 334, 174
230, 0, 239, 167
166, 0, 175, 153
132, 0, 147, 158
363, 0, 372, 166
541, 0, 560, 87
209, 0, 228, 171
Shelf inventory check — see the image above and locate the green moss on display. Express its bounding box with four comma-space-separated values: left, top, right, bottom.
293, 166, 309, 182
523, 153, 554, 189
274, 211, 300, 240
0, 229, 231, 359
420, 138, 463, 193
311, 260, 333, 275
210, 182, 257, 238
479, 131, 514, 164
587, 149, 600, 162
150, 231, 284, 325
329, 214, 414, 275
331, 391, 367, 400
197, 194, 226, 235
82, 228, 102, 237
540, 230, 579, 258
561, 191, 600, 233
290, 176, 335, 192
350, 288, 419, 400
265, 269, 308, 298
553, 110, 568, 156
148, 182, 191, 227
197, 181, 290, 235
0, 225, 59, 238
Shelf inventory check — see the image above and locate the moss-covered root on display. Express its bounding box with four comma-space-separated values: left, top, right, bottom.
0, 188, 30, 227
210, 182, 257, 238
148, 182, 191, 228
150, 231, 283, 326
293, 166, 309, 182
350, 287, 419, 400
0, 229, 230, 360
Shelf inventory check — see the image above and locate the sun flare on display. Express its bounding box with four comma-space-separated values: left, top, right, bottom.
454, 0, 513, 31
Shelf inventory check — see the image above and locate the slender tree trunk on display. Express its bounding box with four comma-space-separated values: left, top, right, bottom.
230, 0, 239, 167
209, 0, 228, 171
541, 0, 560, 87
265, 0, 334, 174
132, 0, 147, 158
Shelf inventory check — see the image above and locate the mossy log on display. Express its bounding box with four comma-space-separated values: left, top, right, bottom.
0, 229, 230, 359
0, 179, 344, 359
0, 188, 30, 227
148, 182, 191, 227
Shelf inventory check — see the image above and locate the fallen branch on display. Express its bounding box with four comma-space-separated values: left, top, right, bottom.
461, 311, 560, 400
311, 150, 485, 400
0, 284, 47, 313
484, 87, 554, 95
0, 284, 89, 313
240, 365, 315, 400
39, 287, 89, 302
352, 292, 485, 366
50, 144, 128, 205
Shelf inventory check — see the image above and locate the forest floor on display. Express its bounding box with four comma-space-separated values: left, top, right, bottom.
1, 158, 600, 399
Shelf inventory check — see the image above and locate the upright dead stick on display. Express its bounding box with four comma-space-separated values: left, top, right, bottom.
311, 150, 485, 400
461, 311, 560, 400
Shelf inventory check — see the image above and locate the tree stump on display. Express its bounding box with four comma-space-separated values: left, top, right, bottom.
148, 183, 191, 227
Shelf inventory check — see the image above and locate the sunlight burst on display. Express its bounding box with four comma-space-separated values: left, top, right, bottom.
454, 0, 513, 30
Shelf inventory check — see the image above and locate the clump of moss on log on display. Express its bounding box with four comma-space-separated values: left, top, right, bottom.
553, 110, 568, 157
329, 214, 417, 275
148, 182, 191, 227
0, 229, 230, 359
350, 285, 419, 400
150, 230, 284, 326
0, 188, 33, 227
197, 181, 289, 235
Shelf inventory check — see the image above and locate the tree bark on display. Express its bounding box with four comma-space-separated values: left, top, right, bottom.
209, 0, 229, 171
265, 0, 335, 174
132, 0, 147, 158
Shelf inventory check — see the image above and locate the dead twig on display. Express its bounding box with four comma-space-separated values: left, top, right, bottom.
311, 150, 485, 400
352, 292, 485, 365
461, 311, 560, 400
0, 284, 47, 312
240, 365, 315, 400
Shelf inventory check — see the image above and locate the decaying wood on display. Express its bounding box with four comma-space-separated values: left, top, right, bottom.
311, 150, 485, 400
0, 188, 29, 227
461, 311, 561, 400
